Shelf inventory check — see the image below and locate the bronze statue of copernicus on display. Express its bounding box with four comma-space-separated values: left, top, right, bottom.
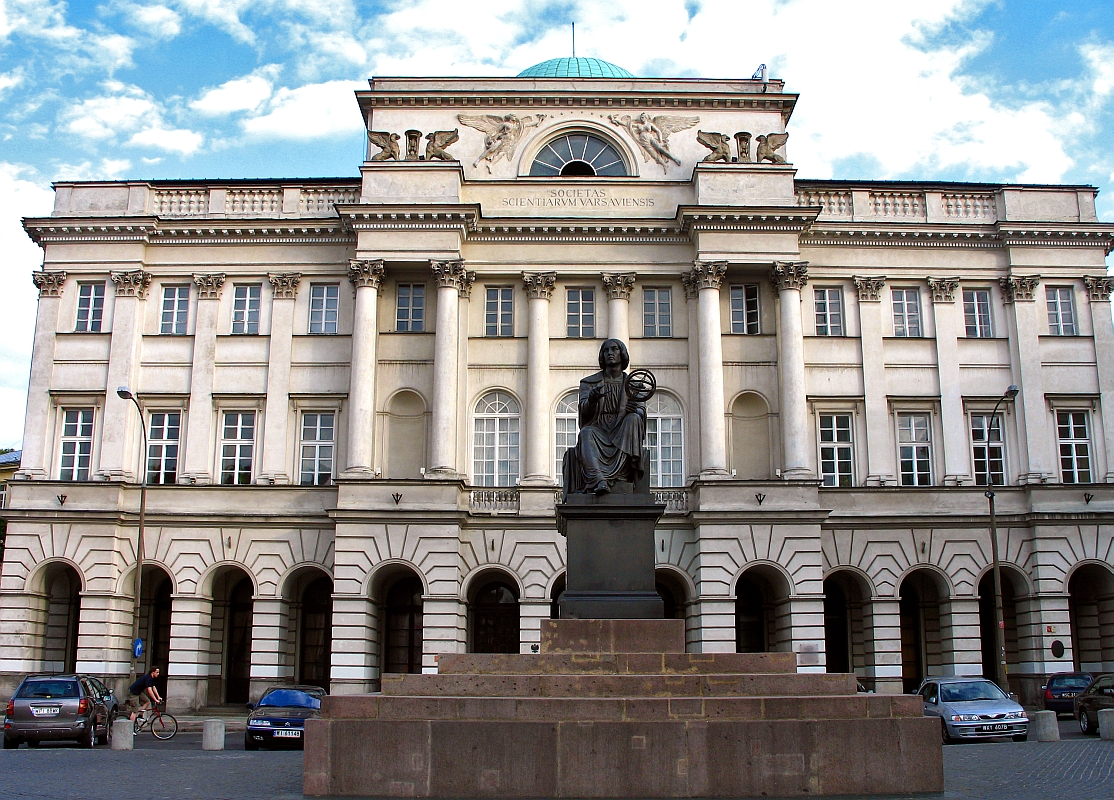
562, 339, 654, 496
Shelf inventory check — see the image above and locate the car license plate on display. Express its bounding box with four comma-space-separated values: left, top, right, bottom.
30, 706, 60, 717
1062, 692, 1077, 698
978, 723, 1009, 732
273, 729, 301, 738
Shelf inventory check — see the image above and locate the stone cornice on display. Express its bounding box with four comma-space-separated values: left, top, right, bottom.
522, 271, 556, 300
469, 222, 686, 244
268, 272, 302, 299
997, 224, 1114, 254
23, 217, 157, 245
32, 270, 67, 297
801, 225, 1003, 249
677, 206, 818, 234
111, 269, 152, 298
152, 224, 352, 245
337, 205, 478, 236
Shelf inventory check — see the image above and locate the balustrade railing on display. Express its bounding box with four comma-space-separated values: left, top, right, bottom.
227, 188, 283, 215
796, 189, 852, 218
869, 191, 925, 219
152, 189, 208, 216
941, 192, 997, 221
469, 489, 520, 514
299, 186, 361, 214
653, 490, 689, 513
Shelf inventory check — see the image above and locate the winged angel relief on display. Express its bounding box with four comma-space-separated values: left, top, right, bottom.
458, 113, 547, 172
608, 113, 698, 172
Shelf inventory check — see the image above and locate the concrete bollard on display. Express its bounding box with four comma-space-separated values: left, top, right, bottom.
1099, 709, 1114, 741
202, 718, 226, 750
1030, 710, 1059, 741
111, 718, 134, 750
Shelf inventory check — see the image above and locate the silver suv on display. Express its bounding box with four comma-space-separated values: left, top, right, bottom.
4, 675, 113, 748
918, 676, 1028, 744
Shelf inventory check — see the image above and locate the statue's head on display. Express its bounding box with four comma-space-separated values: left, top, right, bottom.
598, 338, 630, 371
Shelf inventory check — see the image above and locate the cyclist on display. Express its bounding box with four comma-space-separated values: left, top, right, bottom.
127, 666, 163, 721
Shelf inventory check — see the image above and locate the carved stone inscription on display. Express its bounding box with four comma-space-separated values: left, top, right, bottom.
500, 187, 656, 210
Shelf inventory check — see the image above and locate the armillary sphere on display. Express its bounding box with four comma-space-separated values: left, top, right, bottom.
625, 369, 657, 402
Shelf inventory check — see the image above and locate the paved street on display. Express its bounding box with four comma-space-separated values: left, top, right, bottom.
1, 722, 1112, 800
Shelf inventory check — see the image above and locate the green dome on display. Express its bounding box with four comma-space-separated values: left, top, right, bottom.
517, 57, 634, 79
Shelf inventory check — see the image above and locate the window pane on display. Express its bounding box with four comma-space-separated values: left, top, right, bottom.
396, 284, 425, 333
730, 285, 760, 335
59, 407, 94, 481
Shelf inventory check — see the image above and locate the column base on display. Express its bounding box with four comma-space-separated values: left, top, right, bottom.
256, 473, 291, 485
341, 467, 377, 479
13, 469, 46, 480
1018, 472, 1051, 485
698, 469, 732, 480
424, 468, 463, 480
781, 467, 815, 480
520, 475, 556, 487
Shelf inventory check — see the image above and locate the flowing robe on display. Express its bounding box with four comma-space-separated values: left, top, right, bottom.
563, 370, 646, 493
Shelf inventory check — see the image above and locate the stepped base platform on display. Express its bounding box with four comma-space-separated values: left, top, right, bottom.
305, 619, 942, 798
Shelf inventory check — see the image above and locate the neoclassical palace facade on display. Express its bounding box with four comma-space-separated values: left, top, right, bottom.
3, 59, 1114, 708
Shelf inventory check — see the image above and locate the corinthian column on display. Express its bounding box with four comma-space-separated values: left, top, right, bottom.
772, 261, 813, 479
429, 259, 467, 477
522, 272, 556, 485
344, 259, 384, 476
16, 271, 67, 479
260, 272, 301, 484
602, 273, 636, 342
1086, 277, 1114, 482
181, 273, 225, 484
686, 262, 729, 478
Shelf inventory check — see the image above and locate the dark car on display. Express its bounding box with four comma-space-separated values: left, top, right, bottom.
1042, 672, 1093, 715
1074, 673, 1114, 735
4, 675, 113, 748
244, 686, 325, 750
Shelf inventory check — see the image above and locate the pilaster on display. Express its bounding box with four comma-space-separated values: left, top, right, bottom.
1002, 275, 1050, 483
329, 594, 378, 694
260, 272, 301, 484
853, 276, 893, 485
16, 271, 67, 479
344, 260, 384, 476
939, 598, 982, 676
1084, 276, 1114, 481
181, 273, 225, 483
167, 595, 214, 711
927, 277, 970, 485
248, 597, 292, 702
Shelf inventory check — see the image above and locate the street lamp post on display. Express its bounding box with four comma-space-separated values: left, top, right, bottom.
985, 384, 1019, 694
117, 387, 148, 683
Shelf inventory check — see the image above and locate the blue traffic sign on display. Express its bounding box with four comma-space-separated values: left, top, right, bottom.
133, 638, 144, 658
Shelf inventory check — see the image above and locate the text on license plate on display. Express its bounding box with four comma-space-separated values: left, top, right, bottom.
273, 729, 302, 738
978, 723, 1010, 732
1062, 692, 1078, 698
31, 707, 60, 717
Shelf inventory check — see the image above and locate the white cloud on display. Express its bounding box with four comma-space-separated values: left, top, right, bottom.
171, 0, 256, 43
241, 79, 364, 139
127, 126, 204, 154
61, 89, 158, 140
52, 158, 133, 180
0, 68, 23, 97
0, 163, 55, 449
1081, 42, 1114, 100
127, 4, 182, 39
0, 0, 136, 72
190, 70, 277, 115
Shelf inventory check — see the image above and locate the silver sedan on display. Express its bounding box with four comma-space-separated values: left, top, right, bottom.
918, 677, 1029, 744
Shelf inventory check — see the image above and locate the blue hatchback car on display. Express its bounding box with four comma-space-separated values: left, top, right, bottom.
918, 677, 1028, 744
244, 686, 324, 750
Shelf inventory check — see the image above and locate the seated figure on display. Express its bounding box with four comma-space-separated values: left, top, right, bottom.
562, 339, 646, 496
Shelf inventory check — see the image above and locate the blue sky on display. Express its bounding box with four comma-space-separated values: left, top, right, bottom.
0, 0, 1113, 448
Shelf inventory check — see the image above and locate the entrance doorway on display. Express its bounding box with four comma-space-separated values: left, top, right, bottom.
470, 580, 520, 653
383, 575, 424, 673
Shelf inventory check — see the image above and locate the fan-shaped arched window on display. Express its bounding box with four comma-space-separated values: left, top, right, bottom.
555, 392, 580, 483
647, 394, 684, 488
473, 392, 520, 486
530, 133, 627, 177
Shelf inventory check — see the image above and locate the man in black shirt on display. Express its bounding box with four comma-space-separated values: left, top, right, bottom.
127, 667, 163, 721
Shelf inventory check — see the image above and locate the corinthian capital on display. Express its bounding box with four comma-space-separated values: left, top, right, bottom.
771, 261, 809, 292
430, 259, 467, 291
348, 259, 385, 290
193, 273, 226, 299
927, 277, 960, 303
1085, 275, 1113, 302
32, 270, 67, 297
853, 276, 886, 302
111, 269, 152, 298
268, 272, 302, 299
1000, 275, 1040, 303
687, 261, 728, 291
522, 271, 556, 300
601, 272, 636, 300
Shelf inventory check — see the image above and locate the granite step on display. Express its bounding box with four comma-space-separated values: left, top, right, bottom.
380, 671, 859, 698
323, 692, 923, 723
436, 651, 797, 675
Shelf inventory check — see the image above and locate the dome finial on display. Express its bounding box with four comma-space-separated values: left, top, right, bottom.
572, 22, 575, 58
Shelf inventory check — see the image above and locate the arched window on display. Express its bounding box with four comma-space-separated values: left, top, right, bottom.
473, 392, 520, 486
555, 392, 579, 484
530, 133, 627, 177
647, 394, 684, 487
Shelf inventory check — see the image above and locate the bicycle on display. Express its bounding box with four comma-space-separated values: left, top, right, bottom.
132, 701, 178, 740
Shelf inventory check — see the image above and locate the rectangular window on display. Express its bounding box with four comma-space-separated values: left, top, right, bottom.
897, 413, 933, 486
299, 412, 334, 486
231, 284, 261, 334
309, 284, 340, 334
643, 288, 672, 337
473, 417, 520, 486
1047, 287, 1077, 336
647, 416, 684, 487
160, 285, 189, 335
730, 284, 760, 334
566, 288, 595, 338
963, 289, 993, 338
818, 413, 854, 487
75, 283, 105, 332
814, 288, 843, 336
1058, 410, 1092, 484
892, 288, 922, 338
555, 419, 579, 485
59, 408, 94, 481
220, 411, 255, 485
970, 413, 1005, 486
395, 284, 424, 333
147, 412, 180, 485
485, 287, 513, 337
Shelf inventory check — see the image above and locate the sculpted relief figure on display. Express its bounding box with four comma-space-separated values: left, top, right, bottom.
367, 130, 401, 161
424, 129, 460, 161
608, 113, 698, 172
458, 113, 547, 171
562, 339, 657, 497
696, 131, 731, 162
755, 132, 789, 164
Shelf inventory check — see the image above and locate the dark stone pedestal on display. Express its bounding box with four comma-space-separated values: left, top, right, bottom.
558, 493, 665, 619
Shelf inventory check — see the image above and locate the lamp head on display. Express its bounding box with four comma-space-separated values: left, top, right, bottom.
1005, 385, 1019, 399
116, 387, 133, 400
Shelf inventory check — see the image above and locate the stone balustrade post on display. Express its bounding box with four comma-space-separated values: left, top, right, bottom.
181, 274, 225, 484
260, 272, 300, 484
602, 273, 635, 342
772, 262, 813, 479
16, 271, 67, 479
344, 260, 384, 476
686, 262, 729, 478
428, 260, 469, 477
522, 272, 556, 486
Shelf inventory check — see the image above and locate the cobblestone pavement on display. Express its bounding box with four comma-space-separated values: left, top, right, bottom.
1, 724, 1112, 800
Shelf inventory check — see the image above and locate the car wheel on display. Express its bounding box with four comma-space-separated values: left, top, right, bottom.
1080, 710, 1095, 735
244, 735, 259, 751
2, 737, 19, 749
81, 721, 96, 748
97, 713, 114, 746
940, 719, 954, 745
26, 740, 39, 748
